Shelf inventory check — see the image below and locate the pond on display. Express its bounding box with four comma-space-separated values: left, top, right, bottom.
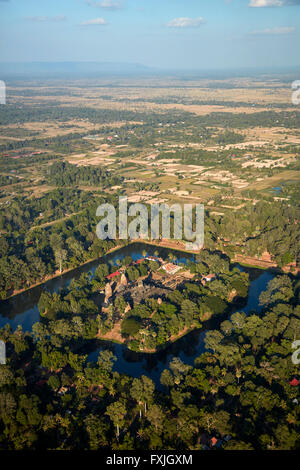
0, 243, 276, 386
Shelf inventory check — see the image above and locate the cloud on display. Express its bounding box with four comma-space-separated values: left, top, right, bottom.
86, 0, 124, 10
249, 0, 300, 6
80, 17, 108, 25
25, 15, 67, 22
166, 17, 205, 28
249, 0, 284, 6
250, 26, 296, 34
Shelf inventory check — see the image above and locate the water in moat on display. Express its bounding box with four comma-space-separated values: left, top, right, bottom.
0, 243, 276, 385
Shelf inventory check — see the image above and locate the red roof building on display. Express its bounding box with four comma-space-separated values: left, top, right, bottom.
289, 378, 299, 387
107, 271, 121, 280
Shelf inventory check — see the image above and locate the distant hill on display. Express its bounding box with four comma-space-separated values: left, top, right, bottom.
0, 61, 299, 81
0, 61, 155, 79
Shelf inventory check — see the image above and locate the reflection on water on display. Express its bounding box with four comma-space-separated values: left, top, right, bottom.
87, 329, 207, 389
238, 266, 275, 314
0, 243, 276, 386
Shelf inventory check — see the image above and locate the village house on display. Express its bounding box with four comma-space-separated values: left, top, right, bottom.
203, 274, 216, 283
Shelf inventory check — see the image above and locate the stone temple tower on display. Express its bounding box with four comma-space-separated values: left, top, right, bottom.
120, 273, 128, 287
104, 282, 113, 304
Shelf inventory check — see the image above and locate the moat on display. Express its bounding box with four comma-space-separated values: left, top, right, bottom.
0, 243, 276, 386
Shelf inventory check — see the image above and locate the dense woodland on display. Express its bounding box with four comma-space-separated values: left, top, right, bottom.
1, 105, 300, 130
206, 200, 300, 268
0, 105, 190, 127
0, 189, 120, 299
0, 187, 299, 299
46, 161, 123, 188
0, 273, 299, 450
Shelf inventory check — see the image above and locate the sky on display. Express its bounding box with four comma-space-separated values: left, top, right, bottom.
0, 0, 300, 70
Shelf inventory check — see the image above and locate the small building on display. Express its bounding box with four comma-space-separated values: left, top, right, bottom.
211, 437, 217, 446
145, 256, 159, 262
107, 270, 121, 280
289, 378, 299, 387
210, 437, 222, 449
203, 274, 216, 282
162, 263, 181, 275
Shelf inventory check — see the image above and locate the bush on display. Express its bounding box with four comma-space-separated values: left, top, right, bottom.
121, 317, 142, 337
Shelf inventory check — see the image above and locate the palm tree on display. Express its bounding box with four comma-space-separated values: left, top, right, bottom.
105, 401, 127, 439
235, 367, 242, 384
130, 376, 155, 417
54, 248, 67, 274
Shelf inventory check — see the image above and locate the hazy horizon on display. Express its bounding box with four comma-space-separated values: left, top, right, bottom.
1, 60, 300, 81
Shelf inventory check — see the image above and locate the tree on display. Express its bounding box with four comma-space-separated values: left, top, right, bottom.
130, 375, 155, 417
259, 276, 293, 307
121, 317, 142, 337
146, 405, 164, 433
48, 375, 60, 391
94, 263, 109, 282
0, 365, 14, 387
97, 350, 116, 373
84, 415, 109, 450
224, 440, 254, 450
185, 368, 210, 392
230, 311, 246, 330
0, 392, 16, 424
204, 330, 224, 353
105, 401, 127, 438
160, 369, 174, 389
220, 320, 233, 336
54, 248, 67, 274
204, 296, 227, 315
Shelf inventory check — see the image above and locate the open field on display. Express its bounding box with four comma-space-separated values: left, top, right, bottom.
1, 75, 299, 216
